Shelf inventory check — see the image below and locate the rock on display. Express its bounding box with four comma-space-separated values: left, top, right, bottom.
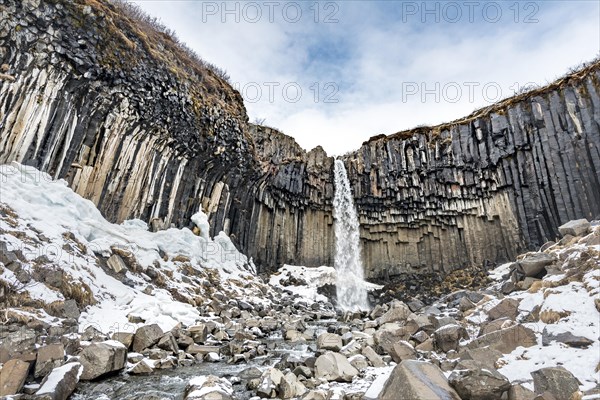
204, 352, 220, 362
157, 333, 179, 353
188, 324, 208, 343
465, 324, 537, 354
502, 280, 518, 294
257, 368, 284, 398
375, 323, 411, 353
517, 277, 540, 290
184, 375, 233, 400
129, 359, 155, 375
407, 298, 425, 312
280, 372, 307, 399
531, 367, 580, 400
362, 346, 385, 367
379, 360, 461, 400
488, 298, 520, 321
517, 253, 555, 277
132, 324, 164, 352
317, 333, 342, 352
541, 328, 593, 348
293, 365, 312, 379
240, 367, 263, 380
0, 359, 30, 396
339, 339, 362, 357
79, 340, 127, 380
449, 361, 511, 399
558, 219, 591, 237
459, 347, 503, 371
107, 254, 127, 273
433, 324, 468, 352
479, 317, 514, 336
459, 296, 477, 311
314, 352, 359, 382
508, 384, 536, 400
187, 345, 220, 355
378, 301, 411, 324
35, 343, 65, 378
348, 354, 369, 370
389, 340, 416, 363
35, 362, 82, 400
111, 332, 134, 349
302, 390, 329, 400
61, 299, 81, 319
1, 328, 37, 360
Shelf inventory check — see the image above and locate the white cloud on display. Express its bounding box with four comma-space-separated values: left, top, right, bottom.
132, 1, 600, 155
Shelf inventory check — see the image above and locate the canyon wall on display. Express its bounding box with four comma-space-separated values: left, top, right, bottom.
345, 71, 600, 277
0, 0, 598, 277
0, 0, 334, 271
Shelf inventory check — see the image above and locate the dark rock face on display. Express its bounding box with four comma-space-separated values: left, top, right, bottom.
1, 0, 599, 278
344, 75, 600, 277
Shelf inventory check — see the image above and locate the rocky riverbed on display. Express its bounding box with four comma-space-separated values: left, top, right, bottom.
1, 163, 599, 400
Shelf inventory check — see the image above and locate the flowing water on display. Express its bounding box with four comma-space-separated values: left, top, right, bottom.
333, 159, 369, 311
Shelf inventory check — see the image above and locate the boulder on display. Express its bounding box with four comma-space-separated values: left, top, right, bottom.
61, 299, 81, 319
157, 333, 179, 353
558, 219, 591, 237
107, 254, 127, 273
378, 301, 412, 324
508, 384, 536, 400
317, 333, 342, 352
531, 367, 580, 399
35, 343, 65, 379
479, 317, 514, 336
348, 354, 369, 370
362, 346, 385, 367
280, 372, 307, 399
184, 375, 233, 400
375, 323, 411, 353
379, 360, 461, 400
541, 328, 593, 348
188, 324, 209, 343
35, 362, 82, 400
79, 340, 127, 380
111, 332, 134, 349
129, 359, 155, 375
389, 340, 416, 363
0, 359, 30, 396
449, 360, 511, 399
314, 352, 358, 382
433, 324, 468, 352
517, 253, 555, 277
465, 324, 537, 354
459, 347, 503, 371
488, 298, 520, 321
256, 367, 284, 398
132, 324, 163, 352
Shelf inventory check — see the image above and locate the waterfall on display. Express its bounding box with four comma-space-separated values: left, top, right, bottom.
333, 159, 369, 311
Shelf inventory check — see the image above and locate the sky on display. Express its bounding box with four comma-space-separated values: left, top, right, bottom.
131, 0, 600, 155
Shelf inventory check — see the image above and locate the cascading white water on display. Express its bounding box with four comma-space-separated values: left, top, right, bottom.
333, 159, 369, 311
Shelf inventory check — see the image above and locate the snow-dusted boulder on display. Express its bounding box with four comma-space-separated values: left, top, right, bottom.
79, 341, 127, 380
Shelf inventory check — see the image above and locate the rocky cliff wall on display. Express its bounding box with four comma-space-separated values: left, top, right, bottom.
0, 0, 334, 272
345, 67, 600, 277
0, 0, 598, 277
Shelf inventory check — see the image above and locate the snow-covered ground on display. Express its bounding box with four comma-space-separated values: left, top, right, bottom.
470, 234, 600, 392
0, 163, 265, 333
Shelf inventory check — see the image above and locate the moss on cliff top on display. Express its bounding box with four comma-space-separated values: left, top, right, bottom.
62, 0, 246, 120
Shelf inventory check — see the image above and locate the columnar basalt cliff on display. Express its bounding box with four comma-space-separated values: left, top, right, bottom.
345, 69, 600, 278
0, 0, 334, 271
0, 0, 598, 277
